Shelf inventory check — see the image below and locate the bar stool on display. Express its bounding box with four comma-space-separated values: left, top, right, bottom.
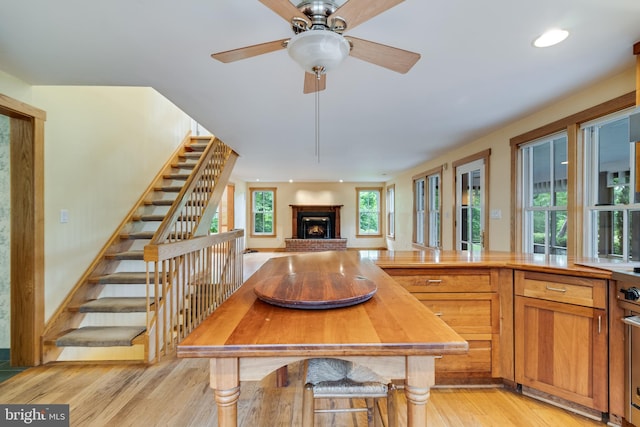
301, 358, 397, 427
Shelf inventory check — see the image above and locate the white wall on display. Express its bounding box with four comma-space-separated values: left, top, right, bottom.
386, 66, 637, 251
0, 114, 9, 349
244, 181, 386, 250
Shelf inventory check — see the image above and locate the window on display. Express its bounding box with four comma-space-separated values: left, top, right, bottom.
357, 187, 382, 236
414, 178, 425, 245
520, 133, 568, 255
386, 185, 395, 238
427, 174, 441, 247
583, 111, 640, 261
413, 167, 442, 248
250, 188, 276, 236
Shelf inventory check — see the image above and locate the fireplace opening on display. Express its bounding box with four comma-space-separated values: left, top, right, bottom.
290, 205, 342, 239
302, 216, 331, 239
297, 211, 336, 239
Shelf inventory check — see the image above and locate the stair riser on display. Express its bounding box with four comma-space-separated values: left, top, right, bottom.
78, 313, 146, 327
99, 285, 159, 298
57, 345, 145, 362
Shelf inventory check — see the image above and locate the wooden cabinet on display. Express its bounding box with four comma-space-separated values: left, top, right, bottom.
385, 267, 502, 384
515, 270, 608, 412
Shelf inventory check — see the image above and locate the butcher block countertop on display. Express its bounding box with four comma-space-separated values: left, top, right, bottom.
178, 251, 468, 359
367, 250, 614, 279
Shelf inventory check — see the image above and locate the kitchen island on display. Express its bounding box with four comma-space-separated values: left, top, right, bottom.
178, 251, 468, 427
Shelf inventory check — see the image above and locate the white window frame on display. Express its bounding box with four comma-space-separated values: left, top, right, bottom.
582, 109, 639, 261
250, 188, 276, 237
356, 187, 382, 237
386, 185, 395, 239
519, 132, 568, 256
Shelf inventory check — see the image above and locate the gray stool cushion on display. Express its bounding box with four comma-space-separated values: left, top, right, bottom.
305, 358, 389, 395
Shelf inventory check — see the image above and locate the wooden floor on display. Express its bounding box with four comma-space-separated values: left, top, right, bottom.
0, 355, 605, 426
0, 252, 607, 426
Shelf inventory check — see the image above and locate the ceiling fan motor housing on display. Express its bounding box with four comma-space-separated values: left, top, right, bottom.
294, 0, 340, 32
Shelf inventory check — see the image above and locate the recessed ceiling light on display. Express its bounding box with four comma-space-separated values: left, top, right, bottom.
533, 29, 569, 48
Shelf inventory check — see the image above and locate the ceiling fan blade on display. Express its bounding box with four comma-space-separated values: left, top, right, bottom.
303, 72, 326, 94
330, 0, 404, 31
259, 0, 311, 27
211, 39, 288, 63
346, 36, 420, 74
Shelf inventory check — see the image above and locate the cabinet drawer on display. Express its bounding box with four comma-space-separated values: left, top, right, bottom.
386, 269, 492, 293
515, 271, 606, 309
414, 293, 496, 335
436, 340, 491, 374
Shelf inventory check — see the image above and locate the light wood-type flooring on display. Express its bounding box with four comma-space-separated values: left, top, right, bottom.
0, 252, 607, 426
0, 357, 604, 426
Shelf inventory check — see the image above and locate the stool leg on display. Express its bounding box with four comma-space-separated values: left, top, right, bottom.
387, 385, 397, 427
302, 384, 314, 427
365, 397, 375, 427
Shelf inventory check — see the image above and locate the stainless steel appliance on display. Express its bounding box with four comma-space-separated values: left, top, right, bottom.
617, 274, 640, 426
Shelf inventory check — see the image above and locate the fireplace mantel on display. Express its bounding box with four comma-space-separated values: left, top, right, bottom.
290, 205, 343, 239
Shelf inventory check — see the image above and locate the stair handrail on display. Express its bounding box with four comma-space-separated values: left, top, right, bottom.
150, 137, 237, 244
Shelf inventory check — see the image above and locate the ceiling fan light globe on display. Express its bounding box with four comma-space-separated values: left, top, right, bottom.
287, 30, 350, 74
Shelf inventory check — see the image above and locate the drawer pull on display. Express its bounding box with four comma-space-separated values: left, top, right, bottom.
545, 285, 567, 293
433, 312, 443, 317
426, 279, 442, 285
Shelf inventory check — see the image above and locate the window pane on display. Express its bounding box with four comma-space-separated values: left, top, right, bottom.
532, 211, 546, 254
358, 189, 380, 234
532, 142, 551, 207
596, 118, 630, 205
630, 210, 640, 261
549, 210, 567, 255
594, 210, 623, 258
553, 138, 568, 207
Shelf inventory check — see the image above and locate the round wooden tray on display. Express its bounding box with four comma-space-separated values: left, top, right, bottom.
253, 272, 377, 310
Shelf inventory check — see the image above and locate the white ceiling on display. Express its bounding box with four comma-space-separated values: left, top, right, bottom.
1, 0, 639, 182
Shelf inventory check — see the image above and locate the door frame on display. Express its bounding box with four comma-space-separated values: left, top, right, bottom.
452, 149, 491, 251
0, 93, 46, 366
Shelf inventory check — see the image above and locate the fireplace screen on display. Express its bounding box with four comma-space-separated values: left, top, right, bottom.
302, 216, 332, 239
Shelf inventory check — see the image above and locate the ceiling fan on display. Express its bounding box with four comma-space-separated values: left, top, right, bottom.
211, 0, 421, 93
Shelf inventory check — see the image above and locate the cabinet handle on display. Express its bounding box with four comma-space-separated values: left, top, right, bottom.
598, 315, 601, 334
545, 285, 567, 293
426, 279, 442, 285
433, 312, 443, 317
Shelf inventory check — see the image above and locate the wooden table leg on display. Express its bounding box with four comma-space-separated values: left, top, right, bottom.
405, 356, 435, 427
276, 366, 289, 387
212, 358, 240, 427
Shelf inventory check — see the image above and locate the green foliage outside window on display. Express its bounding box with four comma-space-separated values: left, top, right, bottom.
253, 190, 274, 234
358, 190, 380, 234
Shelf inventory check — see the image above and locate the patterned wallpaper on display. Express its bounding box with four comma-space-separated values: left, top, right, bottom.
0, 114, 9, 349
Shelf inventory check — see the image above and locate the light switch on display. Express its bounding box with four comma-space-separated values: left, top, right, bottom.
60, 209, 69, 223
490, 209, 502, 219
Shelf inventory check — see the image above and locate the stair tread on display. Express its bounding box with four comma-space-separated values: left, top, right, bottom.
79, 297, 149, 313
89, 272, 148, 284
55, 326, 146, 347
163, 173, 190, 180
135, 214, 165, 221
105, 250, 144, 260
122, 231, 155, 239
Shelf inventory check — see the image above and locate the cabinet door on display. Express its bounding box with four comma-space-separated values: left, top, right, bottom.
415, 292, 499, 383
515, 296, 608, 411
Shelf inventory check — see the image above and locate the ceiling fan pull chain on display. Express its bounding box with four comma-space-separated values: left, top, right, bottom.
315, 76, 320, 163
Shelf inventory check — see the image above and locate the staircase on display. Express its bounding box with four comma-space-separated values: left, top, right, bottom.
41, 133, 241, 363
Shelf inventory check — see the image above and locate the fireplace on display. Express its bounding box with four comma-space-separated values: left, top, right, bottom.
286, 205, 346, 251
301, 216, 331, 239
290, 205, 342, 239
